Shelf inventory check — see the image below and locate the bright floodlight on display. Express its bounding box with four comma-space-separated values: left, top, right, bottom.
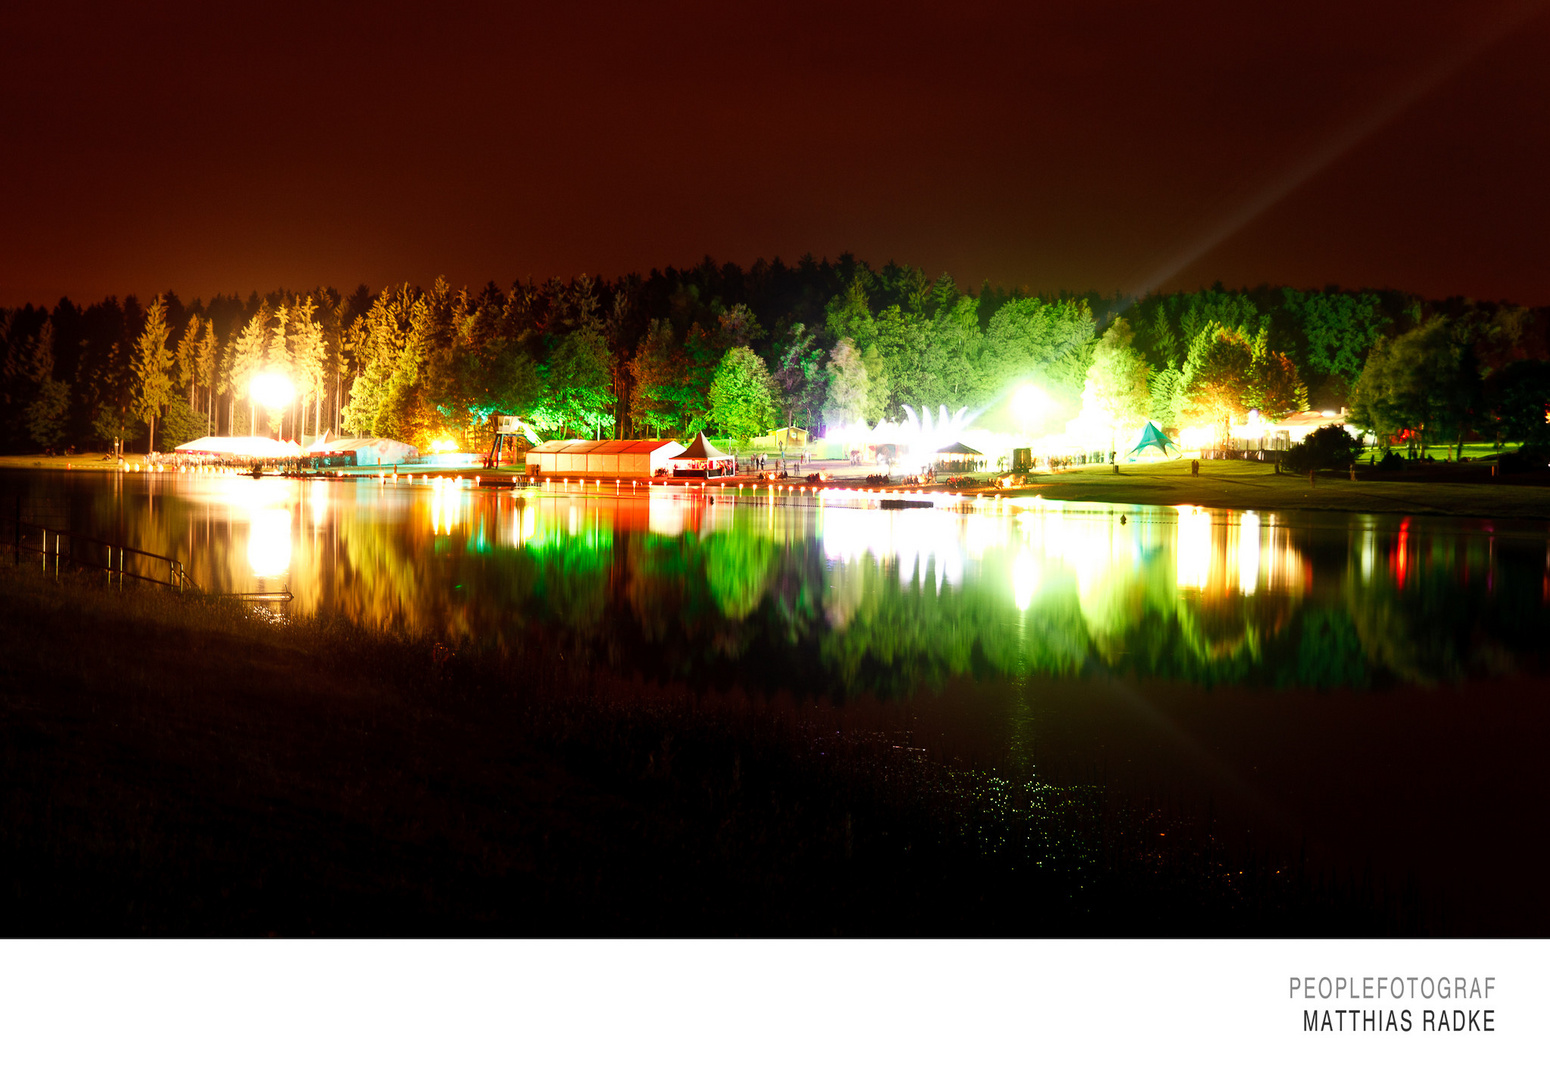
1012, 384, 1051, 427
250, 370, 295, 411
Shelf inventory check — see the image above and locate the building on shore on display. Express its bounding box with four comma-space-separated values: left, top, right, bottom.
525, 438, 686, 477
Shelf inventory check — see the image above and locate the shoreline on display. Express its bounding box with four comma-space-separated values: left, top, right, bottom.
8, 452, 1550, 521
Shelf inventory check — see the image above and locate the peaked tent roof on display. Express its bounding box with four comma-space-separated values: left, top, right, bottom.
934, 441, 982, 456
671, 432, 734, 460
1126, 421, 1181, 461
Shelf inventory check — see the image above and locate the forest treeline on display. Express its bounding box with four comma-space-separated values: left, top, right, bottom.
3, 254, 1548, 456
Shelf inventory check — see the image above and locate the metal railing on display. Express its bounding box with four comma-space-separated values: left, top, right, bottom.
13, 518, 194, 590
9, 517, 291, 602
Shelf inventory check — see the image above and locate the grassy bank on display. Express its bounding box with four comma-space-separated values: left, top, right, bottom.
1006, 458, 1550, 519
0, 555, 1402, 936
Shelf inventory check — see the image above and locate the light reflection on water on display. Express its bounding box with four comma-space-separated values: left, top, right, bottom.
14, 469, 1550, 935
17, 471, 1550, 693
247, 508, 292, 578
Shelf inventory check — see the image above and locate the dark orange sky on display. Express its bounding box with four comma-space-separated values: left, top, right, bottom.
3, 0, 1548, 307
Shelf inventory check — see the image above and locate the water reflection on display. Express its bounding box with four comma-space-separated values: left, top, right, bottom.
13, 472, 1550, 696
248, 509, 292, 577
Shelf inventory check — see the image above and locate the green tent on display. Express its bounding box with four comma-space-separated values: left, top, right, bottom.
1125, 421, 1182, 462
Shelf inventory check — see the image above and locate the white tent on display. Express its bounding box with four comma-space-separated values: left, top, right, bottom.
670, 432, 735, 476
307, 437, 419, 466
173, 436, 302, 458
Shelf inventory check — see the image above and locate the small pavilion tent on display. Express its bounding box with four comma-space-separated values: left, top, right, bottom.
306, 437, 419, 466
670, 432, 736, 476
526, 439, 685, 477
933, 441, 984, 472
1125, 421, 1182, 462
174, 436, 302, 458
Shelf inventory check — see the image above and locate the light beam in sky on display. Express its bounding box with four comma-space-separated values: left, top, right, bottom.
1123, 0, 1548, 298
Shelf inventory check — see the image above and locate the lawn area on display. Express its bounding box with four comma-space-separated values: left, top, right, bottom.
1010, 458, 1550, 519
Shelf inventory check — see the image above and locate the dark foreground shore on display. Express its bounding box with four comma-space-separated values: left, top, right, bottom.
0, 559, 1398, 936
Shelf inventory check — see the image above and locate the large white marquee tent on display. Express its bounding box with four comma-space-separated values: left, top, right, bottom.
173, 436, 302, 458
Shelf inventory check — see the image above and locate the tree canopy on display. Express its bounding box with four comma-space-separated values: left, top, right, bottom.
1, 257, 1546, 456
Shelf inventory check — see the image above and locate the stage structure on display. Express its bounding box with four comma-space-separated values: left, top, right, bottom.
486, 415, 543, 467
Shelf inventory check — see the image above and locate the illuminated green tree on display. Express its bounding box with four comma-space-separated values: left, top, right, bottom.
1279, 288, 1391, 385
156, 398, 205, 451
1350, 317, 1474, 454
195, 320, 217, 433
538, 329, 614, 438
1244, 347, 1308, 420
982, 296, 1096, 398
822, 338, 869, 431
825, 277, 877, 355
628, 319, 685, 438
872, 306, 937, 407
262, 304, 290, 436
770, 321, 827, 430
229, 304, 270, 436
172, 313, 202, 409
131, 294, 174, 452
1147, 367, 1179, 431
1078, 317, 1151, 454
708, 346, 779, 441
289, 295, 328, 442
342, 286, 430, 441
1177, 323, 1253, 440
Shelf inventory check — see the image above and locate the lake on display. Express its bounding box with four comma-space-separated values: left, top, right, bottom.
8, 468, 1550, 932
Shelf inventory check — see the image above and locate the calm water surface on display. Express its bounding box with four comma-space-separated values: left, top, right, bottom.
10, 470, 1550, 931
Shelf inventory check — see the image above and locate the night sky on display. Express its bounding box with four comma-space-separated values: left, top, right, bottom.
4, 0, 1548, 307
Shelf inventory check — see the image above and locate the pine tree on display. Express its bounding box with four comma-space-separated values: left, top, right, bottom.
173, 314, 202, 409
229, 305, 270, 437
23, 321, 70, 449
289, 295, 328, 442
196, 321, 218, 434
266, 303, 290, 436
131, 295, 175, 453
